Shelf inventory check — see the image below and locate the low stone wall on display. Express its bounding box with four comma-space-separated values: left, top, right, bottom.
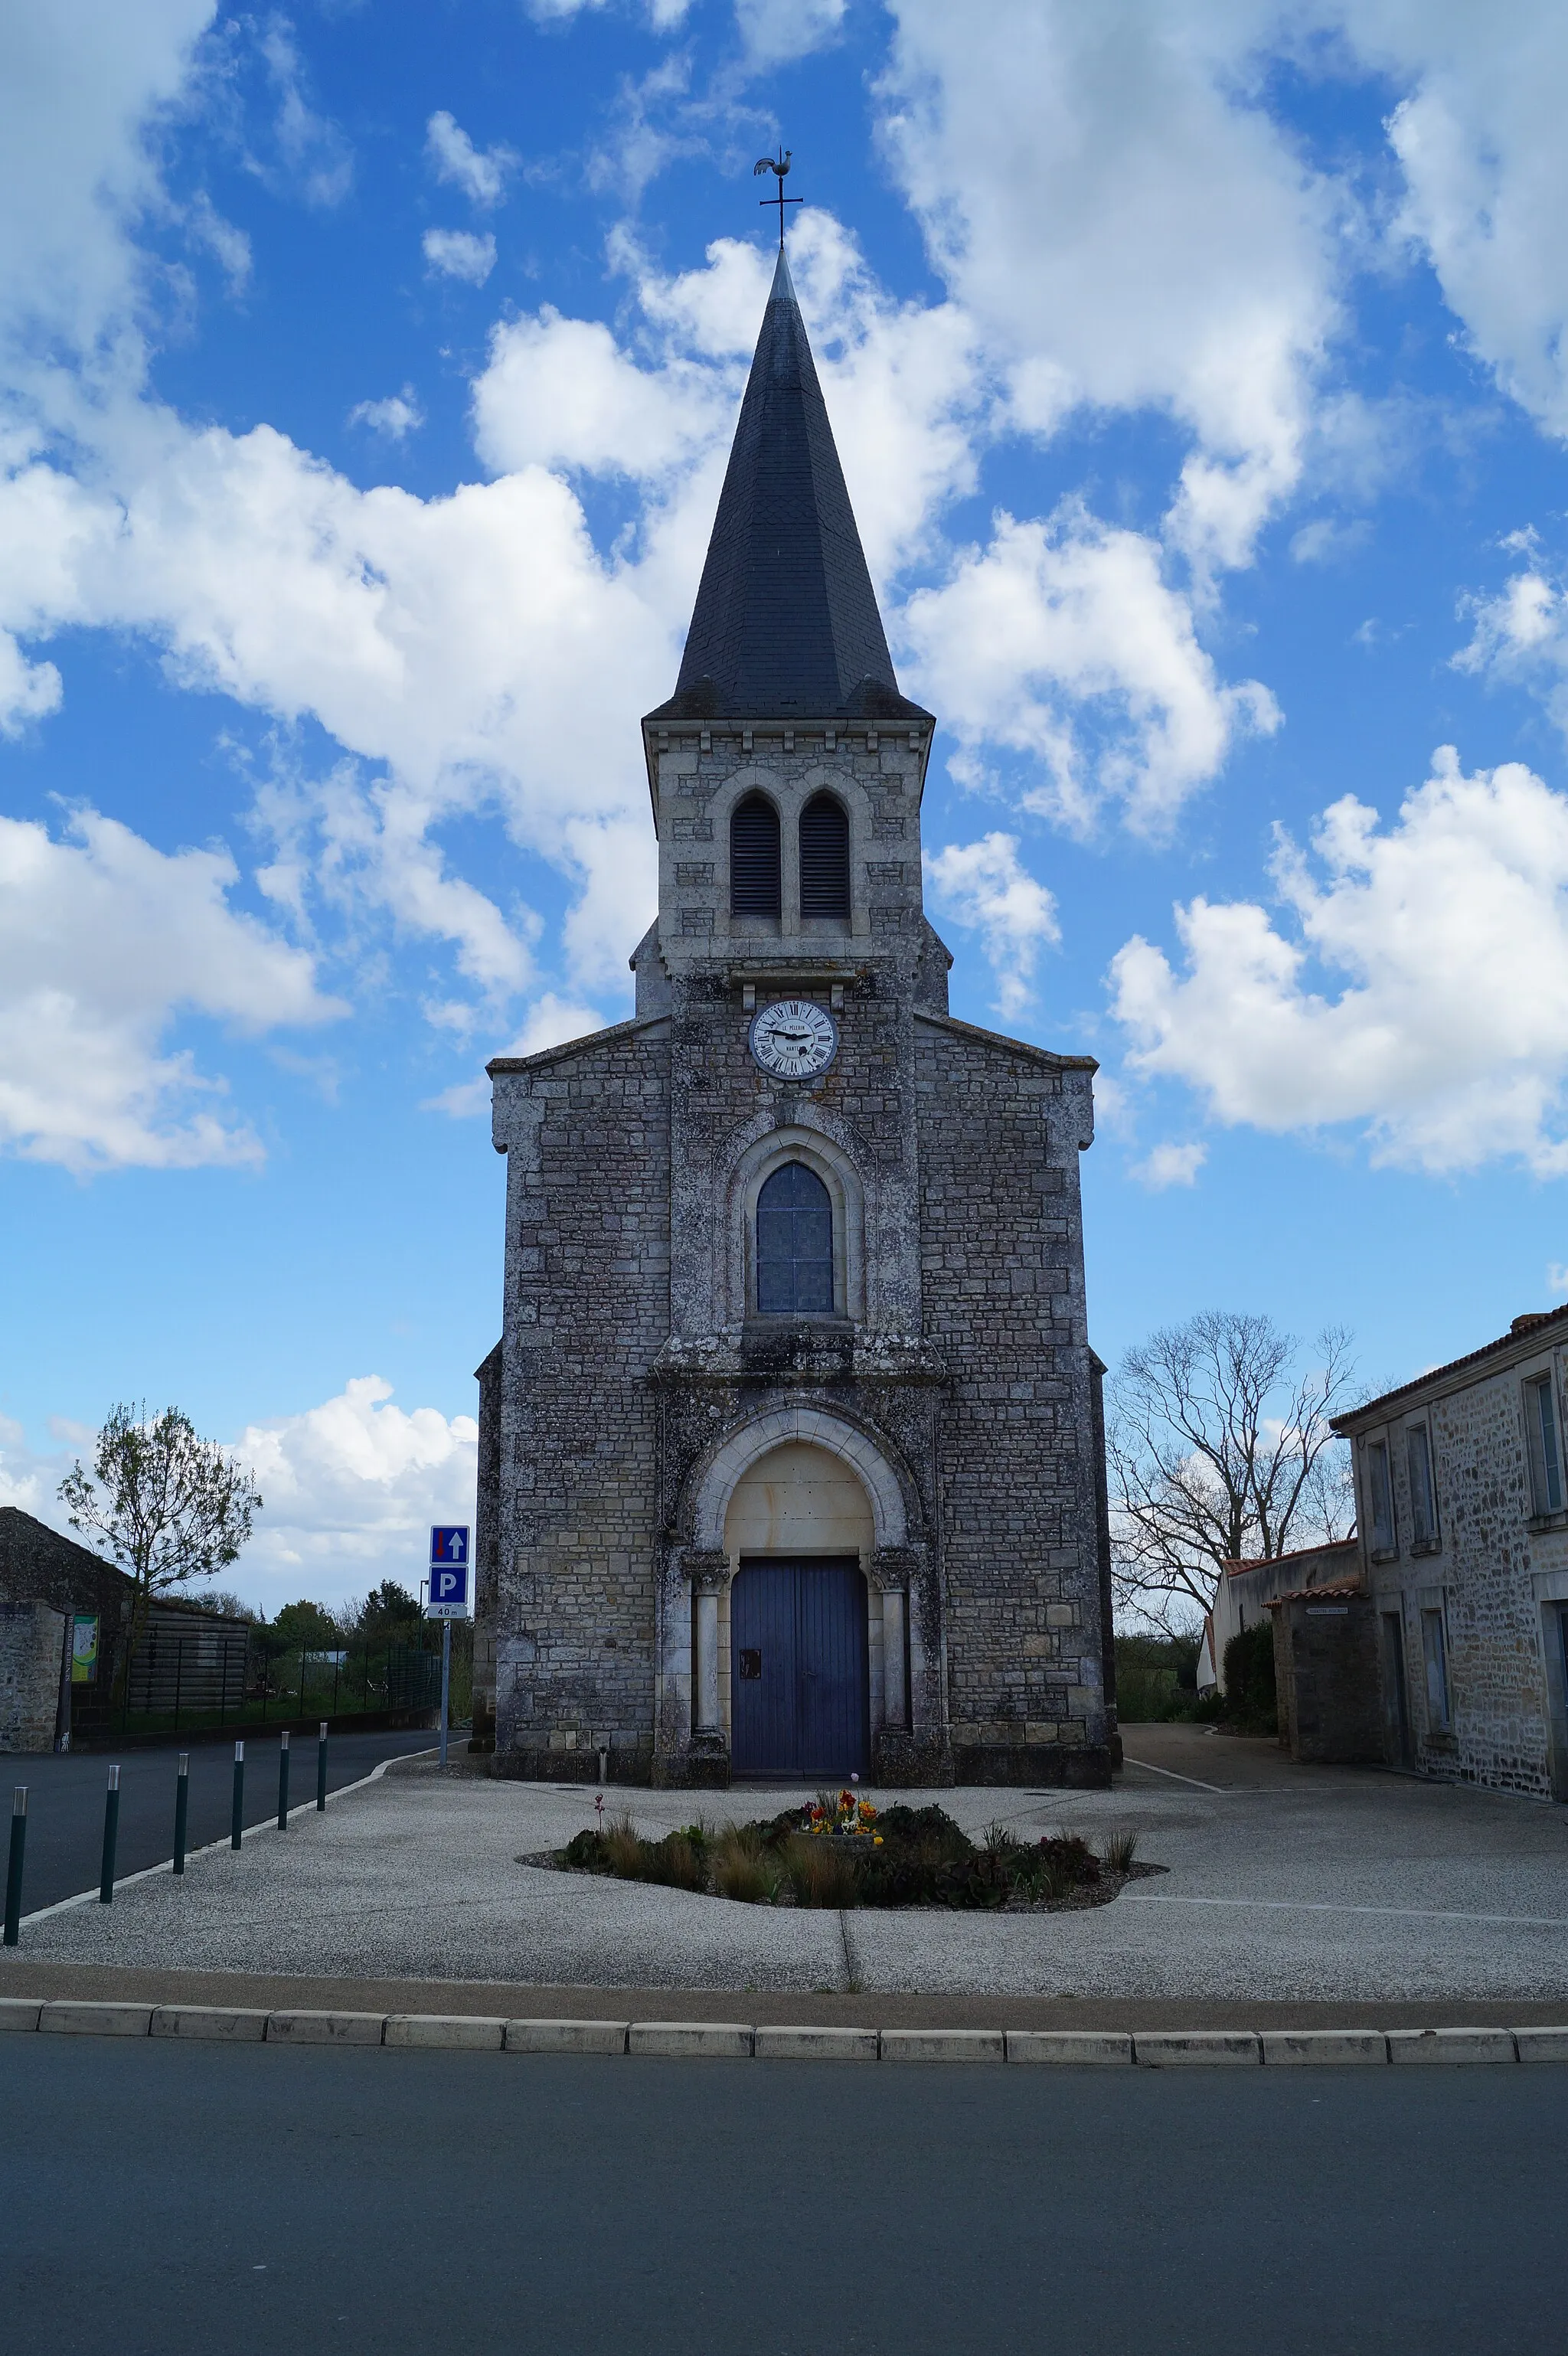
0, 1598, 65, 1753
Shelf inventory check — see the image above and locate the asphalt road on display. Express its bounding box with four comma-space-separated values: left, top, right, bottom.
3, 2039, 1566, 2356
4, 1730, 438, 1913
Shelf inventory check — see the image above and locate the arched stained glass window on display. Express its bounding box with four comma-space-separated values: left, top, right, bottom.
730, 793, 782, 917
756, 1161, 834, 1315
799, 792, 851, 920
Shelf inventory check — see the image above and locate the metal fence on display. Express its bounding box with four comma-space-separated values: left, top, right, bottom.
115, 1629, 445, 1734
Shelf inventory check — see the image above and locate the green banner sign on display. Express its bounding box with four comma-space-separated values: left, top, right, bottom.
71, 1613, 100, 1684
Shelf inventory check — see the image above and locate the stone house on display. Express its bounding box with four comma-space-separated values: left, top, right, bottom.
474, 247, 1114, 1789
1333, 1305, 1568, 1797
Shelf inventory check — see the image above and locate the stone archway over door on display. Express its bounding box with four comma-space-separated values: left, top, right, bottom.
724, 1442, 873, 1777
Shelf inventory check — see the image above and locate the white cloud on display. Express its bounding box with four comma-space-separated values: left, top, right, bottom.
0, 0, 213, 362
2, 1381, 477, 1613
736, 0, 848, 66
473, 307, 737, 484
1454, 554, 1568, 737
424, 110, 517, 207
423, 992, 609, 1117
923, 833, 1059, 1018
186, 191, 251, 293
1338, 3, 1568, 440
1110, 747, 1568, 1175
241, 17, 353, 210
901, 506, 1279, 835
0, 1411, 70, 1521
237, 1377, 478, 1610
348, 387, 423, 440
0, 806, 343, 1171
422, 228, 495, 286
1132, 1141, 1207, 1189
876, 0, 1342, 570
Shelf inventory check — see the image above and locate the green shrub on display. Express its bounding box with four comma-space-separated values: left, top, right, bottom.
1114, 1631, 1204, 1720
1221, 1620, 1278, 1734
782, 1834, 861, 1908
560, 1802, 1134, 1911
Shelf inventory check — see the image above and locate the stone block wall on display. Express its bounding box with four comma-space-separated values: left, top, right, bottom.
916, 1017, 1109, 1787
488, 1022, 672, 1782
0, 1600, 65, 1753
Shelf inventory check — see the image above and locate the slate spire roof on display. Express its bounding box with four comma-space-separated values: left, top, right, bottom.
648, 247, 929, 724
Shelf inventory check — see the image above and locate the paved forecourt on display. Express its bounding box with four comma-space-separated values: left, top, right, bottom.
8, 1732, 1568, 2002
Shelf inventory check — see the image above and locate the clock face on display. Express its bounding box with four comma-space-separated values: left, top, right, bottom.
748, 998, 838, 1080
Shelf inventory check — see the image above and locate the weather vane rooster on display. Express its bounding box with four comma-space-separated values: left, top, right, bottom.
754, 145, 802, 248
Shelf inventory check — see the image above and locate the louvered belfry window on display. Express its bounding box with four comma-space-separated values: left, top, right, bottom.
730, 793, 782, 917
756, 1161, 834, 1314
799, 792, 851, 920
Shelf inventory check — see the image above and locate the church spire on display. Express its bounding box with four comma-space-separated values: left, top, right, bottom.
648, 245, 929, 724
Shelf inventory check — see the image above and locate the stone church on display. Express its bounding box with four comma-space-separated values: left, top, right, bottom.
474, 247, 1114, 1788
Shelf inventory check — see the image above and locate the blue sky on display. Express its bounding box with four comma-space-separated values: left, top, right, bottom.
5, 1, 1568, 1606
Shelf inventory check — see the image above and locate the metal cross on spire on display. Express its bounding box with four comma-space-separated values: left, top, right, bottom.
753, 146, 802, 250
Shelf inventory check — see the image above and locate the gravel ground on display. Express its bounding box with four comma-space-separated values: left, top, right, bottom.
12, 1744, 1568, 1998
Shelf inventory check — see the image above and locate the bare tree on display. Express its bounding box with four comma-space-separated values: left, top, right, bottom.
59, 1403, 262, 1696
1106, 1313, 1357, 1632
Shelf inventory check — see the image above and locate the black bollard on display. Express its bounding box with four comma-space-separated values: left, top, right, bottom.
173, 1753, 190, 1875
99, 1766, 120, 1904
316, 1721, 328, 1812
230, 1740, 244, 1851
277, 1730, 290, 1830
4, 1787, 25, 1946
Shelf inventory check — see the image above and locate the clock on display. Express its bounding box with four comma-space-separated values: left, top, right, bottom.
748, 998, 838, 1080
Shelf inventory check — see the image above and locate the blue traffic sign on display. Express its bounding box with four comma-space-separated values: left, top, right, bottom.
426, 1561, 469, 1619
430, 1525, 469, 1566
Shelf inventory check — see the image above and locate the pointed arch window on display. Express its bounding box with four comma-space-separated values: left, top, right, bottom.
730, 793, 782, 917
756, 1162, 834, 1314
799, 792, 851, 920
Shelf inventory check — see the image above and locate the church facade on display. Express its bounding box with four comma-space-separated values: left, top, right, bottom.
474, 248, 1114, 1789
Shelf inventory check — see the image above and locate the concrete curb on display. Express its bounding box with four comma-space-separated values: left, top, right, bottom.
1, 1997, 1560, 2064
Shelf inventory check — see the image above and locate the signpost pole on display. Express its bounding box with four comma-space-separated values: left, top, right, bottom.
427, 1524, 469, 1772
439, 1620, 452, 1769
173, 1753, 189, 1875
5, 1788, 26, 1946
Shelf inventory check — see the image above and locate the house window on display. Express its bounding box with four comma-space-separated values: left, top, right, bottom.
1420, 1607, 1451, 1734
1406, 1425, 1437, 1547
756, 1161, 834, 1314
1526, 1374, 1564, 1516
730, 793, 781, 917
799, 792, 851, 919
1367, 1439, 1396, 1554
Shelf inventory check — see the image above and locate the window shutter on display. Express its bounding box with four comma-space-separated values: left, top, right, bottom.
730, 795, 781, 916
799, 793, 851, 920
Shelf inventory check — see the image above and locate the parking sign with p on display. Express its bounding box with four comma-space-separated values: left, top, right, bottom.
427, 1525, 471, 1619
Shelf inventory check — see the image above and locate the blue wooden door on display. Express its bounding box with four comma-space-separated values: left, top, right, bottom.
731, 1559, 867, 1777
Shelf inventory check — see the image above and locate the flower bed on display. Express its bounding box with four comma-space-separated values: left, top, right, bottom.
552, 1796, 1155, 1911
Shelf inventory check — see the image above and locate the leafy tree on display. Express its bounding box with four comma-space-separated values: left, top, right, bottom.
59, 1403, 262, 1694
1107, 1313, 1357, 1632
271, 1598, 342, 1653
354, 1580, 422, 1642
